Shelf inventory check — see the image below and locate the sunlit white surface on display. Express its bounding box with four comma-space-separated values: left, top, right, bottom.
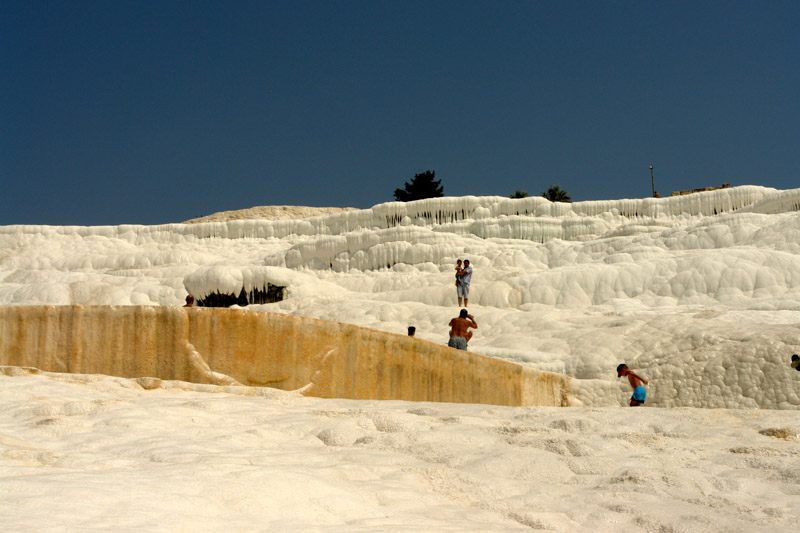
0, 368, 797, 532
2, 187, 800, 530
2, 186, 800, 408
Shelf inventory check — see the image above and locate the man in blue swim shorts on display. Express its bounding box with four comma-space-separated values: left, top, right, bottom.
617, 363, 649, 407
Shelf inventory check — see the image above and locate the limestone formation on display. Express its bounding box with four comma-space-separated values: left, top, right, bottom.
0, 305, 569, 407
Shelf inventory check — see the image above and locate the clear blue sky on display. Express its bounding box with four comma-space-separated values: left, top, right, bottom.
2, 0, 798, 226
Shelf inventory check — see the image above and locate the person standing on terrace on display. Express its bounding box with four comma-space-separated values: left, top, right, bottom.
456, 259, 473, 307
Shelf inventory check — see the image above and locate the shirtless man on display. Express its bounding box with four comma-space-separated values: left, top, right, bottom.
448, 309, 477, 351
616, 363, 648, 406
184, 295, 195, 307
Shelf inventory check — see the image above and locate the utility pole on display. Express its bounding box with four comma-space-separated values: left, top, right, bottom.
650, 165, 656, 197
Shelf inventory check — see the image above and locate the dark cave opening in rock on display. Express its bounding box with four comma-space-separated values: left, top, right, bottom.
196, 284, 286, 307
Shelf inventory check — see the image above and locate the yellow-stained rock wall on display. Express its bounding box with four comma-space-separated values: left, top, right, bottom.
0, 306, 569, 406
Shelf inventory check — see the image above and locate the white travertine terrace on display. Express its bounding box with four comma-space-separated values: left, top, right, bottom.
0, 305, 568, 406
183, 205, 358, 224
2, 185, 800, 408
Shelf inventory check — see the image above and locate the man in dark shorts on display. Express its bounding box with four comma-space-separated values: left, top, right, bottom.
448, 309, 477, 351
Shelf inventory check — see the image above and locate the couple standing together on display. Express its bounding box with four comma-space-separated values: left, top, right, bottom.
449, 259, 476, 351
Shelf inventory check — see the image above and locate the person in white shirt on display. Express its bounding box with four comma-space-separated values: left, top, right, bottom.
456, 259, 473, 307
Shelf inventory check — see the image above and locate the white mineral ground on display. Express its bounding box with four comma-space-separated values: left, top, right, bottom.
182, 205, 358, 223
1, 186, 799, 531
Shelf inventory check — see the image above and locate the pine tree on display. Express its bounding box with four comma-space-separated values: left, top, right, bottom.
393, 170, 444, 202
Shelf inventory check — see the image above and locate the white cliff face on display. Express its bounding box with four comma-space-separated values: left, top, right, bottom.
1, 186, 800, 408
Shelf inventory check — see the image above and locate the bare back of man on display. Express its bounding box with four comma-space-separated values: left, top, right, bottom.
448, 309, 477, 351
616, 364, 649, 406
